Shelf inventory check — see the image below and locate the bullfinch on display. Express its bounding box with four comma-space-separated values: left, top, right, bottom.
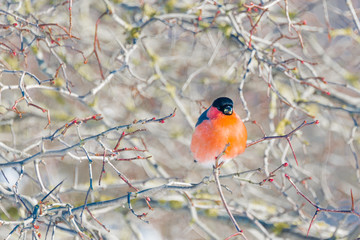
190, 97, 247, 165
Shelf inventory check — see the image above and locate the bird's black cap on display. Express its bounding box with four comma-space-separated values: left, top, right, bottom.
195, 97, 234, 126
212, 97, 233, 115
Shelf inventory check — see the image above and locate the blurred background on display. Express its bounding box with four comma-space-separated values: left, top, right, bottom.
0, 0, 359, 239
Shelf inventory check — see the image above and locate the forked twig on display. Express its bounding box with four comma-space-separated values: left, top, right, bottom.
285, 174, 360, 236
213, 144, 248, 240
247, 120, 319, 165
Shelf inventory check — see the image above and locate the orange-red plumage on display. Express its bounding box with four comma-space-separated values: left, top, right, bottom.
191, 97, 247, 165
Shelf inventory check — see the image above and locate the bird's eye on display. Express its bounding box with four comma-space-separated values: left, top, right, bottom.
223, 106, 233, 115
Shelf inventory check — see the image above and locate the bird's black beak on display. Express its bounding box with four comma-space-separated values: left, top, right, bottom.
223, 105, 233, 115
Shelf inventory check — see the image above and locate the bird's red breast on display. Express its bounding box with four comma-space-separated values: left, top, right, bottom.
190, 97, 247, 165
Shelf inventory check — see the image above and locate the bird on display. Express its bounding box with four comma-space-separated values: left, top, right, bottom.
190, 97, 247, 166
